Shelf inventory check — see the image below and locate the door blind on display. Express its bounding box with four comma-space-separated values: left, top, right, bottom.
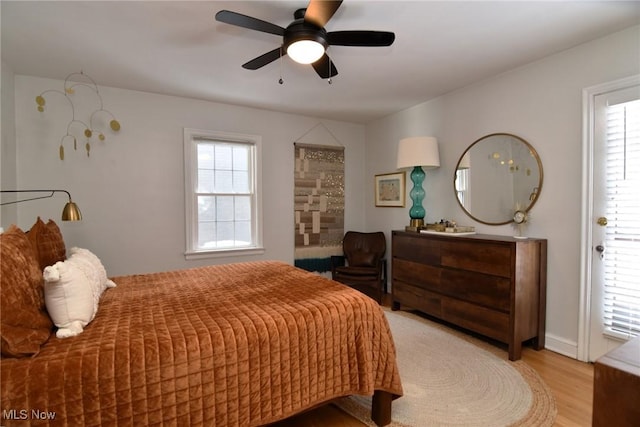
603, 98, 640, 339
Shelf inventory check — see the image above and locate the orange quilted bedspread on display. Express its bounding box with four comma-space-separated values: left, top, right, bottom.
1, 261, 402, 426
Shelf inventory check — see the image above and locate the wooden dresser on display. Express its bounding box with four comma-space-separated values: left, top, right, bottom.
391, 230, 547, 360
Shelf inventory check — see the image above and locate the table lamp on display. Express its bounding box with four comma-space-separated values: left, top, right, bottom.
396, 136, 440, 228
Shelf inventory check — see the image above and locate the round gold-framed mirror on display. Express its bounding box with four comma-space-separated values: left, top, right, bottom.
453, 133, 543, 225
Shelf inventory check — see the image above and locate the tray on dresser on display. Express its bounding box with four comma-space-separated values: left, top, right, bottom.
419, 230, 476, 236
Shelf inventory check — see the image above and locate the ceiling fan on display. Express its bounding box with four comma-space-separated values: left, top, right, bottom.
215, 0, 395, 79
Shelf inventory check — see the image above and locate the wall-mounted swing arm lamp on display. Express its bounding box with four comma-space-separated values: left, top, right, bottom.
0, 190, 82, 221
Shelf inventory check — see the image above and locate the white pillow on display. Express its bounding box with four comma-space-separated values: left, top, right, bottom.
43, 247, 116, 338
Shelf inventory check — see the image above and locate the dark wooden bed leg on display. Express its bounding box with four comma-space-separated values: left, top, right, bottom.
371, 390, 392, 426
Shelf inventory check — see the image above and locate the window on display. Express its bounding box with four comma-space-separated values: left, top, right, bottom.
455, 168, 469, 207
184, 128, 263, 259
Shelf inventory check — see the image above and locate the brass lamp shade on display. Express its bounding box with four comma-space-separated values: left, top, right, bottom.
62, 201, 82, 221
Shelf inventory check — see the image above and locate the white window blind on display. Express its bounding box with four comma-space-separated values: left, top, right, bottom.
603, 98, 640, 339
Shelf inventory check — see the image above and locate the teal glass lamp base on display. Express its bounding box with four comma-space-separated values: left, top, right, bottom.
409, 166, 426, 227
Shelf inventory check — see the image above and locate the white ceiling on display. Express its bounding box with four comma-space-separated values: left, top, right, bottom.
2, 1, 639, 123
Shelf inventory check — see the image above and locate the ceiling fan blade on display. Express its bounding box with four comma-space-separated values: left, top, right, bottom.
328, 31, 395, 47
215, 10, 285, 36
312, 54, 338, 79
304, 0, 343, 28
242, 47, 284, 70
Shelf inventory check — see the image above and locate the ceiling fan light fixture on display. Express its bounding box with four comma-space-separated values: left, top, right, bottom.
287, 39, 325, 64
215, 2, 395, 79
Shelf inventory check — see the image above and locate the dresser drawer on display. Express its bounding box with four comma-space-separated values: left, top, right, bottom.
392, 258, 441, 290
392, 233, 440, 265
440, 269, 511, 312
394, 258, 511, 312
442, 298, 509, 342
441, 241, 512, 278
392, 281, 442, 317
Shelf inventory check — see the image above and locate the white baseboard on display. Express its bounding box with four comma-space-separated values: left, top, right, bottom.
544, 333, 578, 359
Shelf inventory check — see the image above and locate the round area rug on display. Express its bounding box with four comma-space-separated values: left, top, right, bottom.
335, 310, 556, 427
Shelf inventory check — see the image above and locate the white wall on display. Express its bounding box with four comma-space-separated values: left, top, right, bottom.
365, 25, 640, 357
1, 61, 18, 225
9, 76, 365, 276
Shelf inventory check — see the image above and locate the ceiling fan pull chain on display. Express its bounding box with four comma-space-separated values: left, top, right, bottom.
279, 46, 284, 85
327, 47, 332, 84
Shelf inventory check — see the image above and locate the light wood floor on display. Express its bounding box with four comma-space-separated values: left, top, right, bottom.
521, 347, 594, 427
273, 325, 594, 426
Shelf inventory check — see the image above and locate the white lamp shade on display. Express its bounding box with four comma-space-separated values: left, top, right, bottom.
287, 40, 325, 64
397, 136, 440, 169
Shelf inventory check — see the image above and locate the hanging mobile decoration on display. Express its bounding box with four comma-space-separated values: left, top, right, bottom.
35, 71, 121, 160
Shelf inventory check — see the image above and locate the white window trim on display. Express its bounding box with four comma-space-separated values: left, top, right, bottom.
183, 128, 264, 260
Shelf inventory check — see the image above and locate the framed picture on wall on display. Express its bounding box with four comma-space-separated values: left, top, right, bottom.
375, 172, 405, 207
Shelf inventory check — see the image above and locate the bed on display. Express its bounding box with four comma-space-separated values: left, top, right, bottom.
0, 220, 403, 426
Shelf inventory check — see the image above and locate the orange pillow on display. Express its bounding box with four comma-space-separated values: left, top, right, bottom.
1, 225, 53, 357
27, 217, 66, 271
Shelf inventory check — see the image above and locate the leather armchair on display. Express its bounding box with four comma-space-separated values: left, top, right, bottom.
331, 231, 387, 304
